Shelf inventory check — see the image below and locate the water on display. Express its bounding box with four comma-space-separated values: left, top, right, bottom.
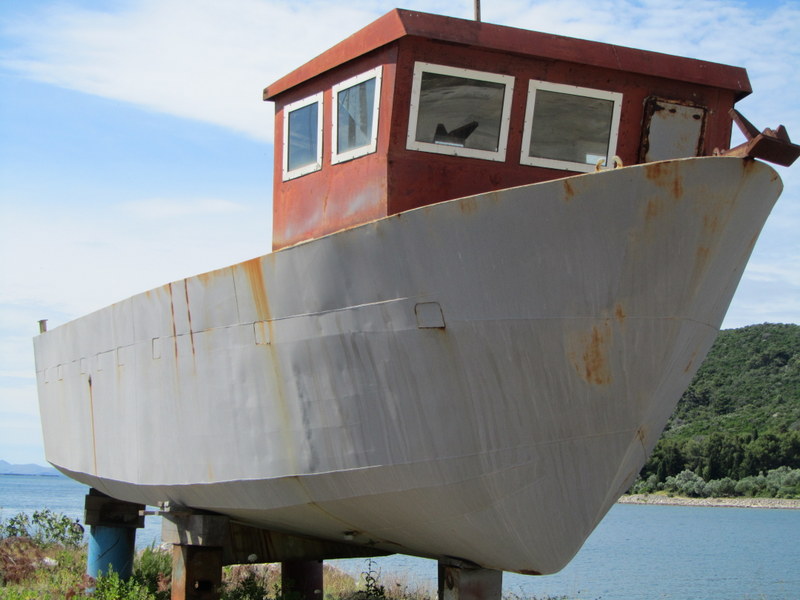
1, 474, 798, 599
331, 503, 800, 600
0, 473, 162, 549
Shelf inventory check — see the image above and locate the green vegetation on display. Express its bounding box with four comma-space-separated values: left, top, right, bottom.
0, 512, 438, 600
632, 323, 800, 498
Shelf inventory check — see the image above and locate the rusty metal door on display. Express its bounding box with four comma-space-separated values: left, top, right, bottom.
641, 97, 707, 162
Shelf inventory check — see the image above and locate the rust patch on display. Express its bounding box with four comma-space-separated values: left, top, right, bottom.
518, 569, 543, 576
644, 198, 662, 223
644, 162, 683, 199
672, 174, 683, 198
569, 323, 613, 386
683, 350, 698, 373
241, 258, 272, 321
615, 303, 626, 323
582, 326, 611, 385
644, 162, 666, 180
563, 179, 574, 201
703, 213, 720, 235
695, 246, 710, 270
459, 196, 478, 214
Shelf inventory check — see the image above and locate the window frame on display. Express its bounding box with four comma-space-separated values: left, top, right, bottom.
282, 92, 324, 181
331, 66, 383, 165
406, 62, 515, 162
520, 80, 623, 172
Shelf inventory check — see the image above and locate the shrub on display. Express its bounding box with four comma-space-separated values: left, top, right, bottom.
94, 569, 158, 600
131, 544, 172, 599
629, 474, 660, 494
703, 477, 737, 498
669, 470, 707, 497
0, 509, 83, 548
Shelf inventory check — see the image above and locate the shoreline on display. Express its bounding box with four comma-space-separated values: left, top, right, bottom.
619, 494, 800, 509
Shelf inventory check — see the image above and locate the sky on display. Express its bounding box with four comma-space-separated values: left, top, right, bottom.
1, 0, 798, 466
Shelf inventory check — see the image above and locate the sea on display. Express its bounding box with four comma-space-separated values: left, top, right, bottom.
1, 473, 798, 599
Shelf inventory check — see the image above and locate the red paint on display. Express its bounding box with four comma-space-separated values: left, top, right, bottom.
266, 9, 751, 250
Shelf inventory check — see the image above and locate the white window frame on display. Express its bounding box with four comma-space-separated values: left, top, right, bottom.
406, 62, 515, 162
331, 66, 382, 165
282, 92, 323, 181
520, 80, 623, 173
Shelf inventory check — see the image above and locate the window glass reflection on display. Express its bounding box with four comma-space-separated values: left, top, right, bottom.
287, 102, 319, 172
415, 72, 506, 152
337, 78, 376, 154
528, 90, 614, 165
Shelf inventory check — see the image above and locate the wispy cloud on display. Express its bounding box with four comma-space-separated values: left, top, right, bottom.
4, 1, 798, 143
1, 0, 401, 142
0, 200, 271, 319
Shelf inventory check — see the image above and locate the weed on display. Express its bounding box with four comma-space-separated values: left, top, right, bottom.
0, 509, 83, 548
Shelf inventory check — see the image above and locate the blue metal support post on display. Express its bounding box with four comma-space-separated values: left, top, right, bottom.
84, 488, 145, 580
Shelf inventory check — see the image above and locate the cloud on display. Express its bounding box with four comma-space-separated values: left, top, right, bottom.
1, 0, 390, 142
4, 1, 797, 145
0, 199, 271, 320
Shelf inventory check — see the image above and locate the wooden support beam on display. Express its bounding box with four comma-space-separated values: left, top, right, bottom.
281, 559, 324, 600
171, 544, 223, 600
438, 560, 502, 600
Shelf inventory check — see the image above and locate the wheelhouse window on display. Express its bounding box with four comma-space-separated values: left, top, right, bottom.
521, 81, 622, 172
332, 66, 382, 164
407, 62, 514, 162
283, 92, 323, 180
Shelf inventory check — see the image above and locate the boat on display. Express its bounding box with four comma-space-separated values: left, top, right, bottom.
34, 9, 797, 578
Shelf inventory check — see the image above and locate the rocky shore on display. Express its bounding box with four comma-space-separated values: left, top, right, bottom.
619, 494, 800, 509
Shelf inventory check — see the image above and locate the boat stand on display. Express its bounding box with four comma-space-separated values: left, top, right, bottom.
84, 489, 145, 581
438, 559, 502, 600
159, 506, 502, 600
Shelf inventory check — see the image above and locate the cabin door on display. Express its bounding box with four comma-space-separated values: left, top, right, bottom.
640, 97, 707, 162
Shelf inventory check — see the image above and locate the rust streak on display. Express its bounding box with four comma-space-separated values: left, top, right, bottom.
570, 323, 613, 386
183, 280, 196, 357
241, 258, 272, 322
695, 246, 711, 271
645, 161, 683, 199
87, 375, 98, 476
684, 350, 698, 373
644, 162, 665, 180
582, 326, 611, 385
168, 283, 178, 361
644, 198, 661, 223
459, 196, 478, 214
703, 213, 720, 235
615, 303, 626, 323
563, 179, 574, 202
672, 174, 683, 199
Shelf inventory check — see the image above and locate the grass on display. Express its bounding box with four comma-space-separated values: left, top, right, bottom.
1, 537, 579, 600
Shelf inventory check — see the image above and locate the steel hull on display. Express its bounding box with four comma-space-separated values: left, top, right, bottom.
35, 157, 781, 574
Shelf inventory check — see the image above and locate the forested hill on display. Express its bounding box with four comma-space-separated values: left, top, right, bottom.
634, 323, 800, 497
666, 322, 800, 439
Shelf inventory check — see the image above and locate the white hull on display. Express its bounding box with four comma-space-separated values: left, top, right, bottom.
35, 157, 781, 574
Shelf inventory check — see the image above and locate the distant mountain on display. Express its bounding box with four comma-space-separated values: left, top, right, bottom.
0, 459, 60, 476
